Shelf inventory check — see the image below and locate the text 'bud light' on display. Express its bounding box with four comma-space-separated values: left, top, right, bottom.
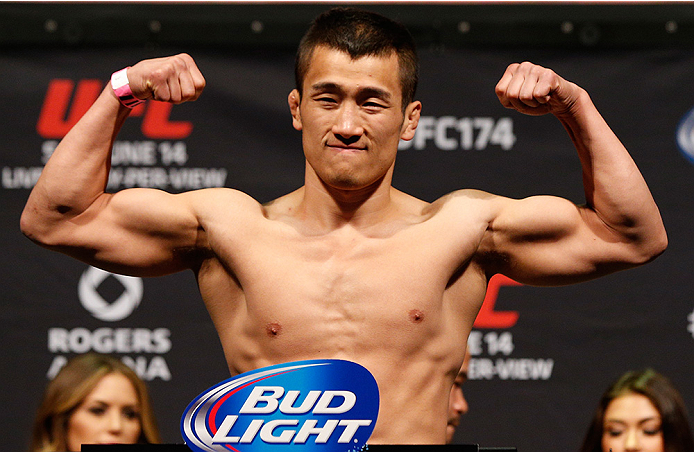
181, 359, 380, 452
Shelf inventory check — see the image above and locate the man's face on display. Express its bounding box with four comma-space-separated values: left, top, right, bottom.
289, 46, 420, 191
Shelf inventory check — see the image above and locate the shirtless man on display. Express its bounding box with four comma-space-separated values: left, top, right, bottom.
21, 7, 666, 444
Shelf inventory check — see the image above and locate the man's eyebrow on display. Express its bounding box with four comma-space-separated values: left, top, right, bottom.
360, 87, 392, 102
309, 82, 392, 101
310, 82, 342, 93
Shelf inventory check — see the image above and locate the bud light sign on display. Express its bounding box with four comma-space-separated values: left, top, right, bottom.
181, 359, 380, 452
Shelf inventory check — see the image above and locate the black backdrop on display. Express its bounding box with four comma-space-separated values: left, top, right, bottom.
2, 3, 694, 452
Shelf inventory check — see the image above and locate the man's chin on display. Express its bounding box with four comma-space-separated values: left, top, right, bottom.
323, 175, 371, 192
445, 424, 456, 443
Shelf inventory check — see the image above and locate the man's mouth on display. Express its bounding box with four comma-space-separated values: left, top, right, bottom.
326, 142, 366, 152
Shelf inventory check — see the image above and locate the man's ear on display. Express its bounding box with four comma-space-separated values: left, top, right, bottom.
400, 101, 421, 141
288, 89, 302, 131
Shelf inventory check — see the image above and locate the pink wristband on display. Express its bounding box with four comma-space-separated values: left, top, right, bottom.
110, 67, 144, 108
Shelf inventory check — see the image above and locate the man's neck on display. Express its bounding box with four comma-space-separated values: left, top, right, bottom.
298, 166, 398, 232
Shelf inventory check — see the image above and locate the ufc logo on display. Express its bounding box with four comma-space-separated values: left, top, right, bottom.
36, 79, 193, 139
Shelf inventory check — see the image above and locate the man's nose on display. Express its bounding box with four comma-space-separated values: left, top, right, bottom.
332, 103, 364, 140
458, 391, 469, 415
451, 389, 469, 415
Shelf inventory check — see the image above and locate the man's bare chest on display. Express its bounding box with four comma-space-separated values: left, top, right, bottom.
196, 211, 487, 371
236, 229, 448, 306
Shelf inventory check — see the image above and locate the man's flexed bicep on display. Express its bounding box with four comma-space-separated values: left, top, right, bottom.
478, 194, 662, 286
481, 61, 667, 285
23, 187, 207, 277
21, 53, 207, 275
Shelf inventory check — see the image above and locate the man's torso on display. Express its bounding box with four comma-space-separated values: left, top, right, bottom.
190, 187, 494, 443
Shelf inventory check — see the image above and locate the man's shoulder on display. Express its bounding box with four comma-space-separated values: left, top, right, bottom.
183, 186, 258, 202
182, 187, 267, 219
426, 189, 500, 216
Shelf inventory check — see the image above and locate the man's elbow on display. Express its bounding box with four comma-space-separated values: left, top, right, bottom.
20, 206, 55, 246
650, 229, 669, 259
632, 228, 668, 265
20, 208, 40, 243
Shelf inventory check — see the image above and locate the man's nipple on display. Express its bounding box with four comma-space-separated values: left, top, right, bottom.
266, 322, 283, 338
409, 309, 425, 324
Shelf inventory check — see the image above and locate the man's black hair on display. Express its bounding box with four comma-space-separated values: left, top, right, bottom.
295, 7, 419, 108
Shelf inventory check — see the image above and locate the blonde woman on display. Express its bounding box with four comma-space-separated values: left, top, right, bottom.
31, 353, 160, 451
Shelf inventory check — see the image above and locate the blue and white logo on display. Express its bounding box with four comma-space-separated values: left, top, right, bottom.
676, 107, 694, 165
181, 359, 379, 452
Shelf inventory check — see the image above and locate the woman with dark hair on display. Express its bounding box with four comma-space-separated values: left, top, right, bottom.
581, 369, 694, 452
30, 353, 161, 452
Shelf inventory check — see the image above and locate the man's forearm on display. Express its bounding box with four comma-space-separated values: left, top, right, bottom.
21, 85, 131, 236
557, 90, 667, 257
